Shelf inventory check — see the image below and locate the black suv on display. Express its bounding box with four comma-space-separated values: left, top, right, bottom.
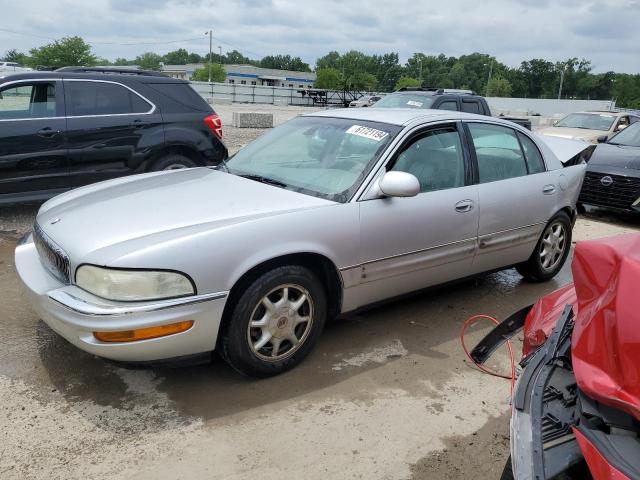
0, 67, 228, 204
372, 87, 531, 129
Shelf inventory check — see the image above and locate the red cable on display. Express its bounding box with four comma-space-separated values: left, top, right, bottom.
460, 314, 517, 396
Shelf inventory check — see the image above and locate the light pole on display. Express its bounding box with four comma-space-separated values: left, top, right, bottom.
418, 58, 422, 85
557, 67, 565, 100
218, 46, 223, 65
485, 60, 493, 96
205, 30, 213, 83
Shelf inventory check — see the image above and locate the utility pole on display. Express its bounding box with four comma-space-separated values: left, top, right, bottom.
485, 60, 493, 96
205, 30, 213, 83
418, 58, 422, 85
218, 46, 223, 65
557, 68, 565, 100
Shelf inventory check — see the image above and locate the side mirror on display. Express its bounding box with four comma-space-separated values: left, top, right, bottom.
597, 135, 608, 143
378, 171, 420, 198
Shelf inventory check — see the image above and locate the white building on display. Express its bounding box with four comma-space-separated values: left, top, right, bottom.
161, 63, 316, 87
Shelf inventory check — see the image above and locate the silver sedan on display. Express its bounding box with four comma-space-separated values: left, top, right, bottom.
16, 109, 589, 377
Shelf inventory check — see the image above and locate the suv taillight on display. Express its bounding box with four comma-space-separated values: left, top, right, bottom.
204, 114, 223, 140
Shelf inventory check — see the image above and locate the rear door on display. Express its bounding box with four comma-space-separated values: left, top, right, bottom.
464, 121, 558, 272
64, 79, 162, 187
0, 79, 68, 201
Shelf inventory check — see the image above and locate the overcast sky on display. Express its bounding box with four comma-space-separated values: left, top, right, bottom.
1, 0, 639, 72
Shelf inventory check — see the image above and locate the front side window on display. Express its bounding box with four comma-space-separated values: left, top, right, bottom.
0, 82, 57, 119
66, 81, 151, 116
468, 123, 528, 183
390, 127, 465, 193
608, 121, 640, 147
226, 116, 401, 202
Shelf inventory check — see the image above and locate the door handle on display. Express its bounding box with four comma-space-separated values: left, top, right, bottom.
542, 184, 556, 195
454, 199, 474, 213
37, 127, 61, 138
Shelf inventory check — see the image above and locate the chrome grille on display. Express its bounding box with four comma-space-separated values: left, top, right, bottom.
33, 223, 70, 284
579, 171, 640, 210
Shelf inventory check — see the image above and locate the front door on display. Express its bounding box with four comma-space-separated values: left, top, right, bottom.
64, 80, 160, 187
0, 80, 68, 201
356, 123, 479, 306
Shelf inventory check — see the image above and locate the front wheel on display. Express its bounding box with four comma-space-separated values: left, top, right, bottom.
516, 212, 572, 282
220, 265, 327, 377
151, 154, 198, 171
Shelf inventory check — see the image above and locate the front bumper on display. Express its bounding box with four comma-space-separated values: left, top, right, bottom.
15, 234, 229, 362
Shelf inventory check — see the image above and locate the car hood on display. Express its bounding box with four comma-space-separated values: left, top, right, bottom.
36, 168, 335, 261
571, 234, 640, 422
588, 143, 640, 170
538, 126, 607, 142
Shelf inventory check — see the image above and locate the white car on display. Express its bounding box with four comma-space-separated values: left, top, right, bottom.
0, 62, 32, 73
349, 95, 382, 107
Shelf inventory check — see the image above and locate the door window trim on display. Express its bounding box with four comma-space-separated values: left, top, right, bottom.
0, 78, 156, 121
0, 79, 65, 121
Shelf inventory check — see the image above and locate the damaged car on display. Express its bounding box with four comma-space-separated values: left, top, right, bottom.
471, 234, 640, 479
16, 109, 589, 377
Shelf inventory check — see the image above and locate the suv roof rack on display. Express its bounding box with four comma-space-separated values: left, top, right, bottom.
396, 86, 477, 95
56, 66, 168, 77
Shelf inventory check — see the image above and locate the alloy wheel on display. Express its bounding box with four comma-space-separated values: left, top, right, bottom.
539, 221, 567, 271
247, 284, 314, 361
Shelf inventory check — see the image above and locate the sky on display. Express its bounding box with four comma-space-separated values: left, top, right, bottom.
1, 0, 639, 73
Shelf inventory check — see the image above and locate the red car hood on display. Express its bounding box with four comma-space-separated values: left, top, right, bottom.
523, 233, 640, 421
571, 234, 640, 422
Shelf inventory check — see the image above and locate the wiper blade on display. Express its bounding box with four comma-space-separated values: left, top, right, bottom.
240, 174, 288, 188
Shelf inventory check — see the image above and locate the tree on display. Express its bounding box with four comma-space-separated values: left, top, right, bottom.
395, 76, 421, 90
260, 54, 310, 72
191, 63, 226, 82
162, 48, 190, 65
315, 68, 343, 89
113, 57, 134, 66
486, 77, 512, 97
28, 36, 96, 69
3, 49, 29, 64
136, 52, 163, 71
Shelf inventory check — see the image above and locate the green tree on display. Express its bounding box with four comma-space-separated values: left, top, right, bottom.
314, 68, 343, 89
28, 36, 96, 69
162, 48, 190, 65
486, 77, 512, 97
395, 76, 421, 90
135, 52, 163, 71
113, 57, 134, 66
3, 49, 29, 64
260, 54, 310, 72
187, 52, 204, 63
191, 63, 226, 82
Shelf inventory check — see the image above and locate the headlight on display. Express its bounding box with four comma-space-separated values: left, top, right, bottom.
75, 265, 195, 301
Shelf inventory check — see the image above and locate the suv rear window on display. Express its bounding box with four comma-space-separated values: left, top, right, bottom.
66, 81, 151, 116
373, 93, 435, 109
147, 83, 211, 111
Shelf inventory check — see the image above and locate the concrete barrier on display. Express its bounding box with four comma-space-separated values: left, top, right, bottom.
232, 111, 274, 128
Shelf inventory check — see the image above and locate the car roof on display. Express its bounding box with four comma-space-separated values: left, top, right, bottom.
0, 70, 186, 84
307, 107, 496, 127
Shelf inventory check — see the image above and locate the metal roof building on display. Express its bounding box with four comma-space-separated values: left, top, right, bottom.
161, 63, 316, 87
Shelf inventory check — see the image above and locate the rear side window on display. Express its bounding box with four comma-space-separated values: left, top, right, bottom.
439, 101, 458, 111
0, 82, 57, 119
147, 83, 211, 111
66, 81, 151, 116
462, 100, 482, 114
517, 132, 545, 173
468, 123, 528, 183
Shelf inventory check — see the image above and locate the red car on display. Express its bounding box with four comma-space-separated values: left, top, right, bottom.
472, 234, 640, 479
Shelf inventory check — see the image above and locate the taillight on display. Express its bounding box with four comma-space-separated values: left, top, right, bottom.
204, 114, 223, 140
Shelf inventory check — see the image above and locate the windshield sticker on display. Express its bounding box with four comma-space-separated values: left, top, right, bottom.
407, 100, 423, 107
346, 125, 389, 142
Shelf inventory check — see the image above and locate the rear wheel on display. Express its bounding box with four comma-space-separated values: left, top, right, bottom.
516, 212, 572, 282
220, 265, 327, 377
151, 154, 198, 171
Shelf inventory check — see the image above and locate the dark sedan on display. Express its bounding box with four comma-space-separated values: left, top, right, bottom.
578, 120, 640, 213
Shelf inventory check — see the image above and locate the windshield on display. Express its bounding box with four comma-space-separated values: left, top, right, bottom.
609, 121, 640, 147
225, 116, 401, 202
372, 93, 435, 109
555, 113, 616, 131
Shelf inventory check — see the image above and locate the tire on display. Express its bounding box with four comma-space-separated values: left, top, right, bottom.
151, 154, 198, 171
220, 265, 327, 377
516, 211, 572, 282
576, 202, 587, 215
500, 456, 514, 480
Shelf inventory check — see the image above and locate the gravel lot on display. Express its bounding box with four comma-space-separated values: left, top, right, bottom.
1, 104, 639, 480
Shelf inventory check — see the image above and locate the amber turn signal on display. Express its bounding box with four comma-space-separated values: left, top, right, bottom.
94, 320, 194, 343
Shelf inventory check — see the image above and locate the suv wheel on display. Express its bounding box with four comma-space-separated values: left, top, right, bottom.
516, 212, 572, 282
220, 265, 327, 377
152, 154, 198, 171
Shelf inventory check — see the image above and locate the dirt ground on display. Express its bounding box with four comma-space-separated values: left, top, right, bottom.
0, 107, 639, 479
